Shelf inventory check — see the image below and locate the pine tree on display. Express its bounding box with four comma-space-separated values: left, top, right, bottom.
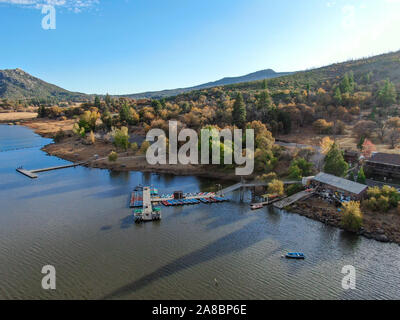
334, 87, 342, 106
262, 79, 268, 90
94, 96, 101, 108
357, 166, 366, 184
105, 93, 111, 106
377, 79, 397, 107
340, 74, 351, 94
232, 93, 246, 128
257, 90, 272, 110
323, 143, 349, 177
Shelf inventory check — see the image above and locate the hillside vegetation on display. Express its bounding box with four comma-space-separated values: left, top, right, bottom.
0, 68, 88, 103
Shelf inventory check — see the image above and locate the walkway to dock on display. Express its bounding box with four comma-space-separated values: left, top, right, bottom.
16, 161, 86, 179
216, 180, 300, 196
273, 190, 315, 209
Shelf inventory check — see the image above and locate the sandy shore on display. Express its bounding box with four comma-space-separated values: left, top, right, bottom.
42, 136, 240, 181
0, 112, 38, 122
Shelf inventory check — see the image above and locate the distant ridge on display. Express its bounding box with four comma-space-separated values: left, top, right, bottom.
0, 68, 292, 102
119, 69, 292, 99
0, 68, 88, 101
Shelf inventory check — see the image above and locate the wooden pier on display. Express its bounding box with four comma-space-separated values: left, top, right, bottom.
273, 190, 315, 209
16, 162, 85, 179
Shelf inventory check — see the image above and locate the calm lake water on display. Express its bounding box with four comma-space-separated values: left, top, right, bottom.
0, 124, 400, 300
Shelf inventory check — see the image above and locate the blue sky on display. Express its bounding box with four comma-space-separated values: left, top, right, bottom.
0, 0, 399, 95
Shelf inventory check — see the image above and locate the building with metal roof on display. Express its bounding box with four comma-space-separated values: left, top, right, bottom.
311, 172, 368, 199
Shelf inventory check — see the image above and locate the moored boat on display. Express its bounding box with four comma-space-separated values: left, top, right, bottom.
285, 252, 305, 259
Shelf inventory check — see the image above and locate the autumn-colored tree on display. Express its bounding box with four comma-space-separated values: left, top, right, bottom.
341, 201, 363, 232
361, 139, 376, 158
313, 119, 333, 134
267, 179, 285, 196
320, 137, 335, 155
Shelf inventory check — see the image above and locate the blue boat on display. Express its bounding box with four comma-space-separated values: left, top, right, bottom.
285, 252, 305, 259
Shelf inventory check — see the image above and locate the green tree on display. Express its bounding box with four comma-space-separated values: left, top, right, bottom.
288, 158, 314, 179
333, 87, 342, 106
323, 143, 349, 177
357, 166, 366, 184
257, 90, 272, 111
262, 79, 268, 90
105, 93, 112, 106
377, 79, 397, 107
151, 100, 163, 115
108, 151, 118, 162
340, 72, 354, 94
119, 103, 131, 124
101, 107, 113, 131
112, 126, 130, 150
94, 96, 101, 108
232, 93, 247, 128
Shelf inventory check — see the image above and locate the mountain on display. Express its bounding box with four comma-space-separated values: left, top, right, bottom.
120, 69, 292, 99
0, 68, 88, 102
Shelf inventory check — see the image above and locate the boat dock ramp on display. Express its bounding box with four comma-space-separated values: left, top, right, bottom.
273, 190, 315, 209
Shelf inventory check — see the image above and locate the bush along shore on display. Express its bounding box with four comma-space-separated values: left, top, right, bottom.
287, 198, 400, 245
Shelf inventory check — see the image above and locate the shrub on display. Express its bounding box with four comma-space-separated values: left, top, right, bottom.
341, 201, 363, 232
112, 126, 130, 150
108, 151, 118, 162
53, 129, 65, 143
286, 183, 304, 196
267, 179, 285, 196
365, 186, 400, 211
139, 141, 150, 155
376, 196, 390, 212
131, 142, 139, 153
313, 119, 333, 134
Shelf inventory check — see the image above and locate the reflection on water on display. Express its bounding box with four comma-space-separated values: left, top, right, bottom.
0, 124, 400, 300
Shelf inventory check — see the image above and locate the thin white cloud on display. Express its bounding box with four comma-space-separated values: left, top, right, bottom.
0, 0, 99, 12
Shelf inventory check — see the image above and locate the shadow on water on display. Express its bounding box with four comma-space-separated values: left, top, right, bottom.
20, 181, 93, 199
89, 186, 131, 199
120, 214, 136, 229
102, 218, 268, 299
338, 230, 361, 252
266, 206, 281, 224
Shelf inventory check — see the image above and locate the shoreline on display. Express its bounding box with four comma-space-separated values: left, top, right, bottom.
16, 119, 400, 245
287, 198, 400, 245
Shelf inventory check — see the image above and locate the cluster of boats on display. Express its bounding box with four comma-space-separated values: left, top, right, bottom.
158, 192, 216, 199
161, 197, 227, 207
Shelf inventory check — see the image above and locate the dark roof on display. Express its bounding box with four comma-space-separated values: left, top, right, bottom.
312, 173, 367, 195
367, 153, 400, 166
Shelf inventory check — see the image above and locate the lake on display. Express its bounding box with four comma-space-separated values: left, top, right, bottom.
0, 124, 400, 299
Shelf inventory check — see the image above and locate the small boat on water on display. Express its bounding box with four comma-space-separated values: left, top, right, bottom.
251, 203, 264, 210
285, 252, 305, 259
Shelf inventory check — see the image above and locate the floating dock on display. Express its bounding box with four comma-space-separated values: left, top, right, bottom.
133, 187, 161, 222
16, 168, 38, 179
16, 162, 85, 179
